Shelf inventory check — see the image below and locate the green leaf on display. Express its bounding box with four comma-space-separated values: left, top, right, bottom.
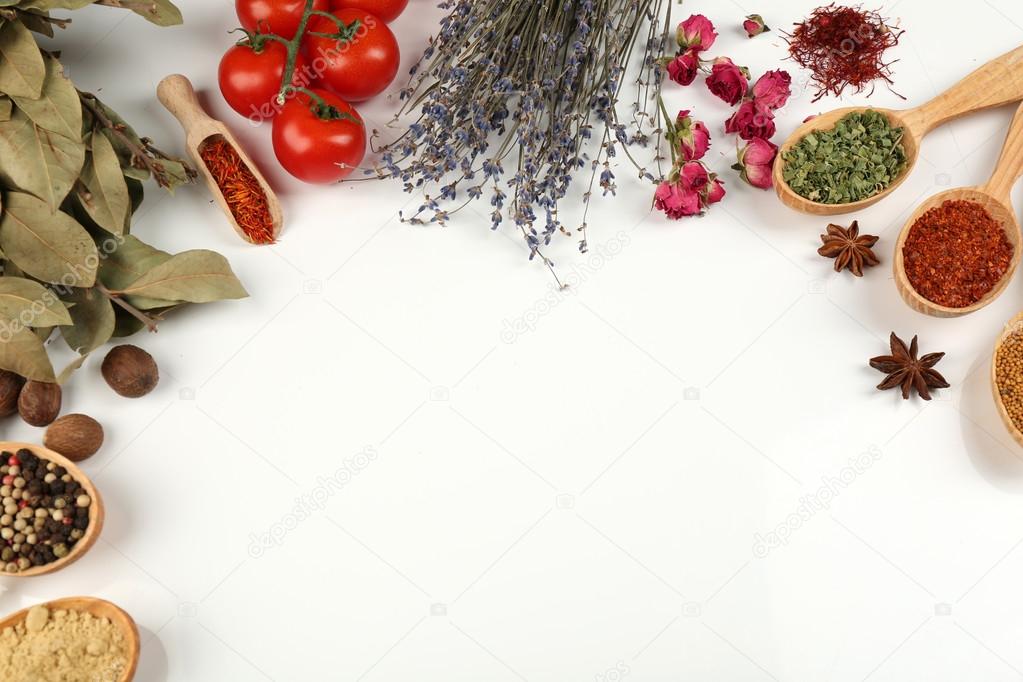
97, 233, 170, 290
11, 53, 82, 140
0, 276, 72, 326
0, 108, 85, 209
114, 250, 247, 303
0, 19, 45, 98
0, 319, 55, 382
77, 131, 130, 234
60, 286, 114, 354
0, 191, 98, 286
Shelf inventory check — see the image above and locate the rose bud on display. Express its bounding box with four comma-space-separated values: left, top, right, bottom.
752, 70, 792, 110
743, 14, 770, 38
675, 110, 711, 161
705, 176, 726, 205
677, 14, 717, 52
666, 50, 700, 86
725, 99, 776, 141
732, 137, 778, 190
706, 57, 749, 106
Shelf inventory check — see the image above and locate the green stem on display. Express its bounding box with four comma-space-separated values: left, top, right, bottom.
657, 96, 677, 167
275, 0, 318, 105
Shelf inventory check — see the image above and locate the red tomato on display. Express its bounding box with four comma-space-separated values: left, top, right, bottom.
272, 89, 366, 183
236, 0, 329, 39
218, 41, 308, 121
303, 8, 400, 102
330, 0, 408, 23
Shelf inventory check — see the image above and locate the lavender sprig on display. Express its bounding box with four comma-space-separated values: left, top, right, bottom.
366, 0, 671, 277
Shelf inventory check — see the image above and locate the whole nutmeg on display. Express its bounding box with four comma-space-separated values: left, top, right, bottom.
0, 370, 25, 417
102, 345, 159, 398
18, 381, 62, 427
44, 414, 104, 462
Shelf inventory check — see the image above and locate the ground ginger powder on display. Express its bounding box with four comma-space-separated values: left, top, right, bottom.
0, 605, 128, 681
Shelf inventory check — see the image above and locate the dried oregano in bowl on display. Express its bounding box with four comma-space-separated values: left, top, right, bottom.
0, 1, 246, 386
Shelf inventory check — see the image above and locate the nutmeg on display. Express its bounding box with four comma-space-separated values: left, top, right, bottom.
101, 345, 159, 398
0, 370, 24, 417
44, 414, 104, 462
18, 381, 62, 427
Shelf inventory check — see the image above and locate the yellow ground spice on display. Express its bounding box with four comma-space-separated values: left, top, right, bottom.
996, 327, 1023, 433
0, 605, 128, 681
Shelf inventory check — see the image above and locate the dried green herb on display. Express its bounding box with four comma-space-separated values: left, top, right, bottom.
0, 1, 245, 385
782, 110, 907, 205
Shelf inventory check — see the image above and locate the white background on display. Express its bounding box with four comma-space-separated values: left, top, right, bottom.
4, 0, 1023, 680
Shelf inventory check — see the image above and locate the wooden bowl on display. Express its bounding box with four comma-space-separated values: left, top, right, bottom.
0, 442, 104, 577
992, 312, 1023, 448
0, 596, 139, 681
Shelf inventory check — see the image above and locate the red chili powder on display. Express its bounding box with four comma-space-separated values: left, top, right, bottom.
199, 137, 275, 245
903, 200, 1013, 309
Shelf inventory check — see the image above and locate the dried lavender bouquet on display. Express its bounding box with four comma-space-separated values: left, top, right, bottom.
368, 0, 671, 277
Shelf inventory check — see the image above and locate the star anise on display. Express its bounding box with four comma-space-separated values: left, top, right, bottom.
869, 332, 950, 400
818, 221, 879, 276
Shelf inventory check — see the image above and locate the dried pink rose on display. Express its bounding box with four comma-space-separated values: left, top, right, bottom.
725, 99, 776, 141
706, 57, 749, 106
743, 14, 770, 38
677, 14, 717, 52
654, 179, 702, 219
752, 70, 792, 110
733, 137, 778, 189
680, 161, 709, 193
676, 110, 711, 161
666, 50, 700, 86
705, 176, 726, 204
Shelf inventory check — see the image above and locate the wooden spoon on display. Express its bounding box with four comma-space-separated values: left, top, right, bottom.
993, 312, 1023, 447
892, 100, 1023, 317
156, 74, 283, 244
0, 441, 104, 577
0, 596, 140, 681
774, 44, 1023, 216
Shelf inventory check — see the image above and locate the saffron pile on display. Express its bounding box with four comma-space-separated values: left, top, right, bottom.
786, 4, 904, 102
902, 200, 1013, 309
199, 136, 275, 245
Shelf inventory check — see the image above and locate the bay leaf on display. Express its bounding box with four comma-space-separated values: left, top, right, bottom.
17, 10, 56, 38
0, 20, 44, 98
0, 191, 98, 286
97, 234, 170, 290
0, 96, 12, 122
0, 320, 55, 382
0, 276, 72, 326
77, 131, 129, 234
113, 0, 183, 27
114, 250, 247, 303
11, 53, 82, 140
60, 286, 114, 354
56, 352, 88, 385
0, 108, 85, 210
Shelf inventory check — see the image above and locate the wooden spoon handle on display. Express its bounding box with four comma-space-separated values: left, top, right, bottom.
984, 100, 1023, 201
157, 74, 214, 133
903, 44, 1023, 135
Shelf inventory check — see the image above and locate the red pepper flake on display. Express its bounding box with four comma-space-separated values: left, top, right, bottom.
903, 200, 1013, 309
785, 4, 904, 102
199, 136, 275, 245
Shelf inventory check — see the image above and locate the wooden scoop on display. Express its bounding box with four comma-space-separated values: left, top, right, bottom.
0, 441, 104, 577
892, 100, 1023, 317
0, 597, 140, 681
993, 312, 1023, 447
774, 44, 1023, 216
157, 74, 283, 244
